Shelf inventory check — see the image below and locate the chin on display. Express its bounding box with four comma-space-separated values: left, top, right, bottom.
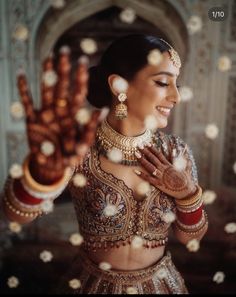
156, 116, 169, 129
158, 122, 168, 129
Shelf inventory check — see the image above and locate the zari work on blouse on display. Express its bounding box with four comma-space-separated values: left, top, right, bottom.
69, 131, 199, 251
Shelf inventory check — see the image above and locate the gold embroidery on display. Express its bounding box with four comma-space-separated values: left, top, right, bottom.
69, 135, 177, 251
60, 250, 188, 294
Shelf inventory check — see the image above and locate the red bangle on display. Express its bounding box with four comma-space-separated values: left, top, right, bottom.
177, 205, 203, 225
13, 179, 43, 205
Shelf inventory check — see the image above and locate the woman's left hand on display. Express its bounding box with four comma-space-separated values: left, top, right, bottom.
135, 144, 197, 200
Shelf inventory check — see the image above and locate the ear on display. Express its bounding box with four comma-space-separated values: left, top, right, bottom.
107, 74, 121, 97
108, 74, 129, 97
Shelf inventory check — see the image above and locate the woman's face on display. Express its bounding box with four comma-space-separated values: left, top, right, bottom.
126, 51, 181, 128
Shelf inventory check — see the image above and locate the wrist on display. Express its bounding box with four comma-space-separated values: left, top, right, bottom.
175, 185, 202, 207
23, 155, 73, 193
181, 185, 198, 200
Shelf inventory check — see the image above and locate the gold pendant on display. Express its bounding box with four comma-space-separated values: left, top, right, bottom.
115, 102, 128, 119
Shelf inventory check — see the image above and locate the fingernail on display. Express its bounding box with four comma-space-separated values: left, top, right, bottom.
138, 143, 144, 150
146, 142, 152, 147
135, 151, 142, 159
134, 169, 141, 175
143, 141, 151, 147
59, 45, 71, 54
78, 55, 89, 65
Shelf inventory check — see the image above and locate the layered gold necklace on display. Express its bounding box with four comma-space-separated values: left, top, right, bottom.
96, 118, 154, 166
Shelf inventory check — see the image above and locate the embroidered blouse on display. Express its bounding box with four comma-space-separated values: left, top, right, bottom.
69, 131, 198, 251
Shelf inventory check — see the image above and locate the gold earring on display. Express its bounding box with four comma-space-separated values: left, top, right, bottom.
115, 93, 128, 119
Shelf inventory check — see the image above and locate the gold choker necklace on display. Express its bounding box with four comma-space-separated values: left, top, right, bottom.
96, 118, 154, 166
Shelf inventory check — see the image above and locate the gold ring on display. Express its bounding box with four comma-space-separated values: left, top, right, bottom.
152, 168, 158, 176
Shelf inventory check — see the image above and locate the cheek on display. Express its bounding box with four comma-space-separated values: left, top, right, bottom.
145, 87, 164, 107
127, 84, 164, 115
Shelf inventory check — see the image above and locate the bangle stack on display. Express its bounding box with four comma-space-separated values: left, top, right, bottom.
176, 210, 207, 232
176, 205, 203, 225
175, 185, 203, 215
3, 155, 74, 221
174, 212, 208, 238
174, 184, 208, 236
6, 178, 42, 212
3, 179, 42, 219
22, 155, 73, 194
176, 196, 203, 213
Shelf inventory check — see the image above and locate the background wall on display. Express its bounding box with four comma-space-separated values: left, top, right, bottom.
0, 0, 235, 294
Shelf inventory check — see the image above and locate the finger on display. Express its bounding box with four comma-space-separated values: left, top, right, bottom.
74, 109, 104, 160
171, 148, 177, 164
71, 56, 89, 118
136, 154, 160, 176
41, 54, 57, 109
185, 158, 192, 175
135, 170, 162, 188
54, 47, 77, 155
138, 147, 164, 169
179, 145, 191, 172
80, 109, 101, 146
54, 46, 71, 119
17, 71, 36, 123
179, 144, 188, 157
149, 145, 171, 166
60, 124, 77, 156
75, 143, 90, 166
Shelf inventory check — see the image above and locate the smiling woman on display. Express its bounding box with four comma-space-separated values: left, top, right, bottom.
65, 34, 207, 294
2, 34, 208, 294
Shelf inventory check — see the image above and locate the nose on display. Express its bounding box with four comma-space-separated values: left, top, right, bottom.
167, 85, 180, 105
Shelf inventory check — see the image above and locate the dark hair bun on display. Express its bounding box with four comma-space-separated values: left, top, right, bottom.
87, 65, 111, 108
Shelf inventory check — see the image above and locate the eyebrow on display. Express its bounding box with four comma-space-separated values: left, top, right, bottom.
151, 71, 179, 77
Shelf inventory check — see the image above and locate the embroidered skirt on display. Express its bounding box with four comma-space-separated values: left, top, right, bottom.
57, 249, 188, 294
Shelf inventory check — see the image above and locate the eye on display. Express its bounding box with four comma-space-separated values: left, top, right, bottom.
154, 81, 180, 89
154, 81, 169, 87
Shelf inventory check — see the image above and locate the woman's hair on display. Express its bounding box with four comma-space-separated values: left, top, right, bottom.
87, 34, 171, 108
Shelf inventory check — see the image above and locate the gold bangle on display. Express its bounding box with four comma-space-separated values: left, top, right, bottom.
175, 185, 202, 207
177, 197, 203, 213
3, 197, 42, 218
5, 179, 42, 213
174, 217, 208, 237
23, 155, 73, 193
176, 210, 206, 231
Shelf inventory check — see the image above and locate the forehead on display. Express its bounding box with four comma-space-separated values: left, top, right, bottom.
138, 51, 180, 78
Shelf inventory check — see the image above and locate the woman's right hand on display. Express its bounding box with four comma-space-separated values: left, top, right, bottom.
17, 48, 104, 185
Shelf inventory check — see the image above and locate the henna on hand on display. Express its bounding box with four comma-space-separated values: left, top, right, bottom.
135, 144, 196, 199
162, 166, 188, 192
17, 49, 104, 185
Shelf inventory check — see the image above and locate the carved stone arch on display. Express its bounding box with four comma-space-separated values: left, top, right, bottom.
35, 0, 189, 62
